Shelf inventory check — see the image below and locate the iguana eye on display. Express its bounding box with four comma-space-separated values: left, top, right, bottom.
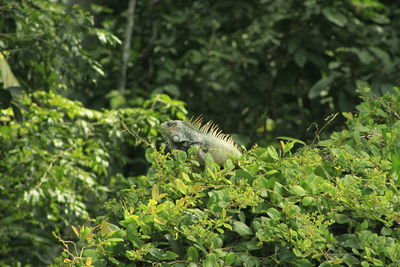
172, 135, 180, 143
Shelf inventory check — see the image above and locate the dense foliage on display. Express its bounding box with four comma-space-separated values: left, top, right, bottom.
0, 91, 186, 265
3, 0, 400, 144
57, 88, 400, 266
87, 0, 400, 143
0, 0, 118, 92
1, 0, 400, 265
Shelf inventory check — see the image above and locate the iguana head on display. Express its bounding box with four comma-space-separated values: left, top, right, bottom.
159, 120, 202, 151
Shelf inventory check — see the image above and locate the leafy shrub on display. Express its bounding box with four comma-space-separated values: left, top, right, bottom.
58, 88, 400, 266
0, 91, 186, 265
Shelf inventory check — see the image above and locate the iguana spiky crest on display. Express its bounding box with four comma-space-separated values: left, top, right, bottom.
186, 116, 241, 152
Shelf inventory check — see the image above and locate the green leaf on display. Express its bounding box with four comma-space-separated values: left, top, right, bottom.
225, 252, 235, 265
380, 227, 392, 236
148, 248, 178, 260
177, 151, 187, 162
83, 249, 98, 260
289, 185, 306, 196
294, 48, 307, 67
347, 48, 374, 65
357, 220, 368, 232
343, 254, 359, 266
152, 184, 160, 200
322, 8, 348, 27
204, 253, 219, 267
265, 169, 278, 176
100, 220, 109, 236
371, 258, 383, 266
176, 179, 187, 194
186, 246, 199, 261
273, 182, 284, 196
308, 76, 335, 99
233, 221, 253, 236
154, 216, 167, 225
301, 196, 314, 206
293, 247, 302, 257
288, 39, 300, 54
276, 136, 306, 146
267, 208, 281, 220
369, 46, 391, 66
267, 146, 280, 160
145, 148, 154, 163
105, 238, 124, 243
241, 240, 261, 250
164, 84, 180, 97
293, 259, 313, 267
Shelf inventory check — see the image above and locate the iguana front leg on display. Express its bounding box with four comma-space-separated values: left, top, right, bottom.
176, 140, 208, 163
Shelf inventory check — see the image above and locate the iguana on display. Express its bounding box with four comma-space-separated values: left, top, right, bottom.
159, 117, 242, 166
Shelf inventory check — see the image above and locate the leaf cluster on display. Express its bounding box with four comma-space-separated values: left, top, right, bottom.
57, 88, 400, 266
0, 0, 119, 92
0, 91, 186, 265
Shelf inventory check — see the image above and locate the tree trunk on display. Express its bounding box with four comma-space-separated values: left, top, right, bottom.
118, 0, 137, 92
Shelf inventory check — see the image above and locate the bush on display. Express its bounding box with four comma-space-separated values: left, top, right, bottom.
0, 91, 186, 265
57, 87, 400, 266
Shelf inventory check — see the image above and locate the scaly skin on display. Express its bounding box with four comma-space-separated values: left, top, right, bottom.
160, 119, 241, 166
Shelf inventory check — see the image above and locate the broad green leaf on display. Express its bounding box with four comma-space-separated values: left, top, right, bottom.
267, 146, 279, 160
177, 150, 187, 162
225, 252, 235, 265
322, 8, 348, 27
301, 196, 314, 206
343, 254, 359, 266
154, 216, 167, 225
100, 220, 109, 236
294, 48, 307, 67
204, 253, 218, 267
293, 247, 302, 257
233, 221, 253, 236
349, 48, 374, 64
308, 76, 335, 99
289, 185, 306, 196
105, 238, 124, 243
181, 172, 191, 182
148, 248, 163, 259
186, 246, 199, 261
71, 225, 80, 238
369, 46, 391, 66
176, 179, 187, 194
152, 184, 160, 200
265, 170, 278, 176
380, 227, 392, 236
83, 249, 98, 259
267, 208, 281, 220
